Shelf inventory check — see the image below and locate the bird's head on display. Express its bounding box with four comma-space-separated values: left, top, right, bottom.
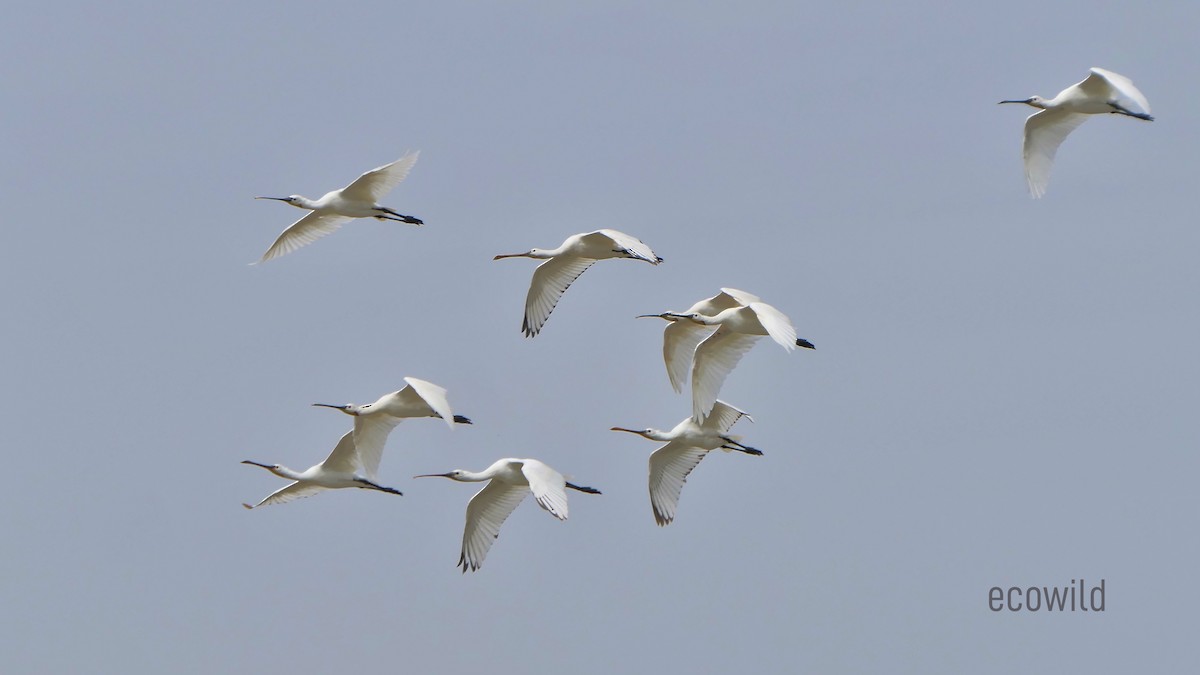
414, 470, 464, 481
255, 195, 305, 207
241, 459, 285, 477
610, 426, 654, 439
493, 248, 542, 260
312, 403, 359, 416
998, 96, 1047, 109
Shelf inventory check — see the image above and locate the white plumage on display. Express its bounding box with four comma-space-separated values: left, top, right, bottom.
611, 401, 760, 526
1000, 68, 1153, 198
494, 229, 662, 337
415, 458, 601, 572
255, 151, 423, 261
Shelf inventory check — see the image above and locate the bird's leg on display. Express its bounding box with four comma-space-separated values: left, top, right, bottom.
356, 478, 403, 496
1108, 102, 1154, 121
565, 481, 602, 494
720, 436, 764, 456
379, 207, 424, 225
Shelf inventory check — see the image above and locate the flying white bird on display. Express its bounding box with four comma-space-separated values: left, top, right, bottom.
999, 68, 1153, 198
611, 400, 760, 526
494, 229, 662, 337
312, 378, 471, 480
241, 430, 402, 509
415, 458, 601, 572
255, 151, 423, 262
638, 288, 762, 393
643, 290, 814, 422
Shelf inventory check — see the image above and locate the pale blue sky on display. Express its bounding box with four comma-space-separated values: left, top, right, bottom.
2, 2, 1197, 672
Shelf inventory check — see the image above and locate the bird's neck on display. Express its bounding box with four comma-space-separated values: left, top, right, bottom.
272, 465, 305, 480
453, 470, 493, 483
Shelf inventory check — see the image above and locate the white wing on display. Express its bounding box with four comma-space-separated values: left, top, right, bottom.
316, 430, 360, 474
259, 211, 352, 262
749, 302, 798, 351
352, 414, 403, 480
243, 481, 329, 509
1022, 109, 1090, 198
648, 442, 709, 526
692, 330, 761, 422
659, 289, 755, 392
1084, 68, 1151, 115
521, 256, 597, 337
715, 288, 761, 308
400, 377, 456, 430
701, 400, 753, 435
522, 460, 570, 520
662, 321, 716, 393
339, 151, 420, 203
459, 481, 529, 572
594, 229, 660, 263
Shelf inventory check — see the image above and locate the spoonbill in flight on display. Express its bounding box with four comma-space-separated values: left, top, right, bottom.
312, 377, 471, 480
494, 229, 662, 337
241, 430, 402, 509
255, 151, 423, 262
415, 458, 601, 572
611, 400, 760, 526
637, 288, 763, 393
999, 68, 1153, 198
642, 289, 814, 422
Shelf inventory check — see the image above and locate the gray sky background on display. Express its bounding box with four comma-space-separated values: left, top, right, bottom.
3, 2, 1197, 672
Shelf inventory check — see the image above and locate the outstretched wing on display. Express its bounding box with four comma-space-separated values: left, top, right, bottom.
459, 481, 529, 572
521, 256, 597, 337
1083, 68, 1151, 115
243, 481, 328, 509
522, 460, 570, 520
691, 330, 760, 422
318, 430, 361, 474
401, 377, 456, 430
339, 151, 420, 203
714, 288, 760, 308
593, 229, 660, 263
352, 414, 403, 480
662, 321, 716, 393
749, 302, 798, 351
648, 442, 709, 526
1022, 109, 1090, 198
702, 400, 754, 435
259, 211, 352, 262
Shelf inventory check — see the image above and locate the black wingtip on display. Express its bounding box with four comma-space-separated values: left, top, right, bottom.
796, 338, 816, 349
453, 415, 473, 424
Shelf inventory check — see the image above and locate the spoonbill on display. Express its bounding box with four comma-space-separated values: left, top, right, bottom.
642, 290, 814, 422
312, 378, 471, 480
494, 229, 662, 337
255, 151, 423, 262
999, 68, 1153, 198
242, 430, 402, 509
611, 400, 760, 526
637, 288, 762, 393
415, 458, 601, 572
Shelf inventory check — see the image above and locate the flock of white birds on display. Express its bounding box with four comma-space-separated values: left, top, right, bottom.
242, 67, 1152, 571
